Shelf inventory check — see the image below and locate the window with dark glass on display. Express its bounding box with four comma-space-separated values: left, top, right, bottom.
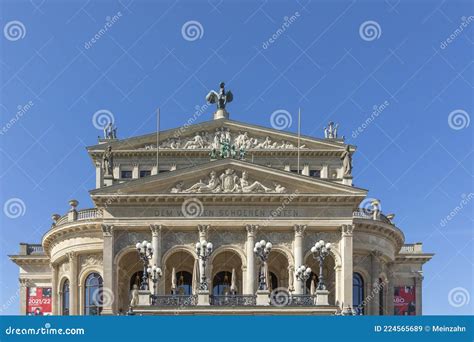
309, 169, 321, 178
290, 169, 301, 174
121, 170, 132, 179
139, 170, 151, 178
378, 278, 385, 315
353, 273, 364, 315
62, 280, 70, 316
84, 273, 103, 316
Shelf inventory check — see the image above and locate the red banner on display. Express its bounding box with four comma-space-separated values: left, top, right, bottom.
26, 287, 52, 316
393, 286, 416, 315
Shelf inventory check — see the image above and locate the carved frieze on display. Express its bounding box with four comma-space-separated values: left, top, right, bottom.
170, 169, 286, 194
140, 128, 308, 151
80, 254, 103, 268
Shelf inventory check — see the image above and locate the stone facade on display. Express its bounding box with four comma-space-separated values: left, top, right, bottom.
9, 114, 433, 315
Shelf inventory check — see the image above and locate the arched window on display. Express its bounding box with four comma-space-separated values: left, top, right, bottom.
212, 271, 232, 296
378, 278, 385, 315
62, 280, 70, 316
353, 273, 365, 315
84, 273, 103, 316
176, 271, 192, 295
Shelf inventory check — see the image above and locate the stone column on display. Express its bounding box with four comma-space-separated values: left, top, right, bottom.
415, 273, 423, 315
101, 224, 115, 315
132, 162, 139, 179
302, 163, 309, 176
245, 224, 258, 295
197, 225, 210, 305
340, 224, 354, 314
67, 252, 78, 315
150, 224, 163, 294
293, 224, 306, 294
150, 225, 162, 268
386, 262, 395, 315
19, 279, 29, 315
321, 165, 329, 178
370, 251, 381, 315
51, 263, 59, 315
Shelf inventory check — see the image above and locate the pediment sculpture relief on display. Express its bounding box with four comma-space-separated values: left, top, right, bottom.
141, 128, 307, 150
170, 169, 287, 194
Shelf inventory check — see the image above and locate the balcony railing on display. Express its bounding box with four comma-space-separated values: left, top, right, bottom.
353, 208, 391, 224
270, 293, 315, 306
151, 295, 197, 307
210, 295, 257, 306
26, 244, 44, 255
54, 208, 103, 227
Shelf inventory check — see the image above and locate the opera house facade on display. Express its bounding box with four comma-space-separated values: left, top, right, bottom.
10, 87, 432, 316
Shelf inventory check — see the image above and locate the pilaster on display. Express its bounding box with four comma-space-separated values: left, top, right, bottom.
340, 224, 354, 314
101, 224, 115, 315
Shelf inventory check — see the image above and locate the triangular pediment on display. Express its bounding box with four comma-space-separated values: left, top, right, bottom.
90, 159, 366, 200
87, 118, 349, 153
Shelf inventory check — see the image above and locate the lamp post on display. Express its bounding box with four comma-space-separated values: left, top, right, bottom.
295, 265, 312, 295
254, 240, 272, 290
136, 240, 153, 290
195, 240, 213, 291
147, 265, 162, 305
311, 240, 331, 290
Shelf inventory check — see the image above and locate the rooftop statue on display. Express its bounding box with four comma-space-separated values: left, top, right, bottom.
103, 122, 117, 140
324, 122, 338, 139
206, 82, 233, 110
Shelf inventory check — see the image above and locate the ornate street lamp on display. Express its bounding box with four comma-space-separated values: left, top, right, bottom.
295, 265, 312, 295
136, 240, 153, 290
254, 240, 272, 290
195, 240, 213, 291
147, 265, 162, 305
311, 240, 331, 290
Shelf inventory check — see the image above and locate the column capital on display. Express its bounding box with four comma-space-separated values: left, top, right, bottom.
19, 278, 31, 288
293, 224, 307, 236
245, 224, 259, 236
198, 224, 210, 234
66, 251, 77, 261
341, 224, 354, 236
150, 224, 162, 236
101, 224, 114, 237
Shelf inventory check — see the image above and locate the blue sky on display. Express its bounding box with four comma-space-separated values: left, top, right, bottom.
0, 0, 472, 315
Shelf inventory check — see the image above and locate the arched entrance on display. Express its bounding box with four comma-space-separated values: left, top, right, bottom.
267, 250, 290, 290
115, 249, 142, 313
163, 249, 196, 295
305, 253, 336, 304
210, 249, 243, 295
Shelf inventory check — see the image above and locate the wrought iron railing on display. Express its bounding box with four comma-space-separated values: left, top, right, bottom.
270, 293, 315, 307
151, 295, 197, 307
210, 295, 257, 306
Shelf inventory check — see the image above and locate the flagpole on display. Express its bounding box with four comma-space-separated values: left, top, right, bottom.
156, 108, 160, 174
297, 108, 301, 174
